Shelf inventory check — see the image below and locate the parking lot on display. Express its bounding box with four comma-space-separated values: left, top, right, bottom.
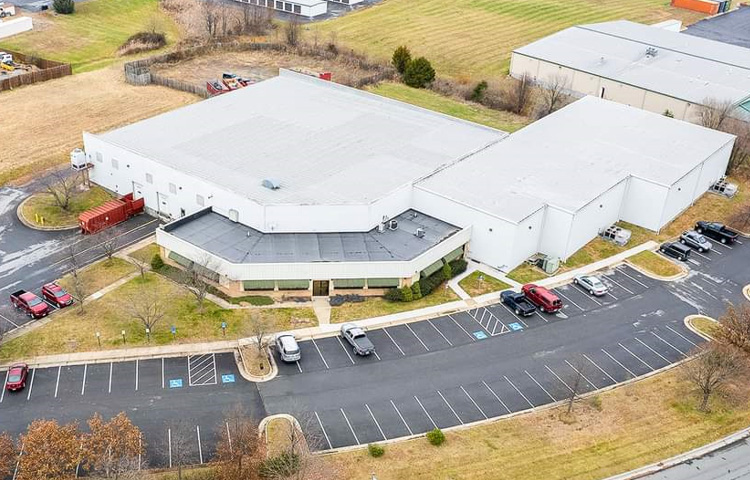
0, 353, 265, 467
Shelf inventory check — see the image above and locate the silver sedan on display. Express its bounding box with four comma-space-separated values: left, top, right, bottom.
573, 275, 608, 296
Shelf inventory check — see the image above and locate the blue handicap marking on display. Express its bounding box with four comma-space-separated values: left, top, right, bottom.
169, 379, 183, 389
473, 331, 488, 340
221, 374, 235, 384
509, 322, 523, 331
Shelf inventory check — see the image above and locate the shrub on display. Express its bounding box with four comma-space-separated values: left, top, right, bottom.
663, 109, 675, 118
449, 259, 468, 276
403, 57, 435, 88
53, 0, 74, 14
400, 286, 413, 302
260, 452, 300, 478
426, 428, 445, 446
470, 80, 488, 102
392, 46, 412, 74
419, 271, 443, 296
118, 31, 167, 56
150, 253, 165, 271
441, 262, 452, 282
368, 443, 385, 457
411, 281, 422, 300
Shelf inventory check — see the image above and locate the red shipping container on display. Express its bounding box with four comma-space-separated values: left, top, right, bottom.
78, 193, 145, 234
671, 0, 719, 14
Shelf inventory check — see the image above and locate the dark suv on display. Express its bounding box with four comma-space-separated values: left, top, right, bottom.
659, 242, 691, 261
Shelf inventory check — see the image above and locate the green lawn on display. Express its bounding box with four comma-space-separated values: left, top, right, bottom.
0, 273, 317, 361
0, 0, 181, 72
507, 262, 548, 284
368, 82, 529, 132
128, 242, 161, 265
628, 251, 683, 278
330, 288, 458, 323
459, 271, 511, 296
690, 317, 718, 339
58, 257, 137, 294
20, 186, 112, 228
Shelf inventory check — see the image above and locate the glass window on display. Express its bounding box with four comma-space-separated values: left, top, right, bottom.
293, 4, 300, 12
275, 1, 282, 8
284, 2, 292, 10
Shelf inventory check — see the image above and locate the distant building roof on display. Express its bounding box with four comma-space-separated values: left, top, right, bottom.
513, 20, 750, 107
417, 96, 736, 223
165, 209, 461, 264
684, 5, 750, 49
96, 70, 505, 207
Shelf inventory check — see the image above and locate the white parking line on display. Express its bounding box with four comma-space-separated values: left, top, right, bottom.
606, 276, 634, 295
618, 343, 654, 371
689, 281, 718, 300
525, 370, 556, 402
504, 375, 535, 408
405, 323, 429, 351
295, 361, 303, 373
635, 338, 671, 365
665, 325, 699, 348
460, 386, 487, 419
196, 425, 204, 464
482, 381, 511, 414
651, 331, 687, 357
390, 400, 413, 436
335, 336, 356, 365
414, 395, 438, 429
437, 390, 463, 424
161, 359, 164, 389
554, 289, 585, 311
571, 284, 603, 306
534, 310, 549, 322
26, 369, 35, 401
716, 242, 733, 250
736, 239, 744, 245
582, 354, 616, 384
545, 365, 574, 393
0, 312, 19, 329
135, 359, 139, 391
167, 429, 172, 468
690, 250, 711, 261
498, 303, 530, 327
448, 314, 475, 339
383, 328, 406, 356
365, 404, 387, 440
340, 409, 360, 445
617, 268, 649, 289
54, 366, 61, 398
81, 364, 88, 396
564, 359, 600, 389
311, 339, 330, 369
314, 412, 332, 450
427, 319, 453, 346
0, 371, 7, 403
600, 348, 636, 378
109, 362, 113, 394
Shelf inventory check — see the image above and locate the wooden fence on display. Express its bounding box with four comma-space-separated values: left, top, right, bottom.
0, 50, 72, 92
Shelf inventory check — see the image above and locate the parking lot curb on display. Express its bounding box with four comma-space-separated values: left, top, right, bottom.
235, 344, 278, 383
623, 256, 688, 282
15, 195, 80, 232
743, 285, 750, 302
684, 314, 717, 341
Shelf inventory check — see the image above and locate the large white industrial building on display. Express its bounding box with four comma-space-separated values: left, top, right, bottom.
82, 70, 735, 296
510, 20, 750, 122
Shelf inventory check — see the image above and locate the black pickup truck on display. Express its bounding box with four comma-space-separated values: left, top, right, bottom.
501, 291, 536, 316
695, 221, 740, 245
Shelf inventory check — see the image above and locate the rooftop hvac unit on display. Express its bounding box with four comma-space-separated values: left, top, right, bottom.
262, 178, 281, 190
415, 228, 425, 238
709, 177, 738, 198
377, 223, 385, 234
388, 219, 398, 230
645, 47, 658, 57
600, 225, 632, 246
70, 148, 88, 171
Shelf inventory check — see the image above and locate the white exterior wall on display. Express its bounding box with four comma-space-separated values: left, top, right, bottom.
619, 177, 669, 231
510, 209, 545, 268
564, 179, 628, 259
232, 0, 327, 17
538, 207, 574, 260
156, 225, 472, 281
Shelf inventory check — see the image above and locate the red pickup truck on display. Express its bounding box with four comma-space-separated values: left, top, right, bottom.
522, 284, 563, 313
10, 290, 49, 318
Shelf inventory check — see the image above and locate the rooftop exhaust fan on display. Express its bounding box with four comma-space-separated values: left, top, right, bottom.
645, 47, 658, 58
415, 228, 425, 238
262, 178, 281, 190
388, 220, 398, 230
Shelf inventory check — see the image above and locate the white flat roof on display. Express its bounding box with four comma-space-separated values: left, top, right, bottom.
96, 70, 505, 206
417, 96, 735, 223
514, 20, 750, 107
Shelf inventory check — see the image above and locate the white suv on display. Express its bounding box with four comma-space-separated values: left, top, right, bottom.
275, 334, 301, 362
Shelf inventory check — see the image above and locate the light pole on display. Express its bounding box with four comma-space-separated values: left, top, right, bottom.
96, 331, 101, 348
121, 330, 126, 344
171, 325, 176, 341
221, 322, 227, 337
146, 327, 151, 343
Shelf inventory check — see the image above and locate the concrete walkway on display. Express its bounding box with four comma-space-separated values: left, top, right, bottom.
312, 297, 331, 325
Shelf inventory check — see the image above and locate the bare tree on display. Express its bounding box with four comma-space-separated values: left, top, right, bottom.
538, 73, 570, 118
161, 420, 193, 480
129, 256, 149, 279
284, 16, 302, 47
213, 405, 263, 480
241, 2, 272, 35
729, 204, 750, 233
41, 170, 78, 211
509, 73, 531, 115
716, 304, 750, 356
698, 98, 734, 130
127, 284, 166, 341
201, 0, 220, 38
67, 246, 88, 314
722, 118, 750, 175
180, 255, 216, 314
97, 230, 119, 262
563, 355, 589, 417
681, 342, 744, 412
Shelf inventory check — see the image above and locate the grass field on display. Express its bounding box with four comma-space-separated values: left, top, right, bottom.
368, 82, 529, 132
327, 362, 750, 480
58, 257, 137, 294
459, 271, 511, 296
628, 251, 683, 278
0, 0, 180, 73
20, 185, 112, 227
315, 0, 706, 79
330, 288, 458, 323
690, 316, 718, 339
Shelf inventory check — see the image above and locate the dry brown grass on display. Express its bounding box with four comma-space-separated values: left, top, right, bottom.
0, 65, 198, 185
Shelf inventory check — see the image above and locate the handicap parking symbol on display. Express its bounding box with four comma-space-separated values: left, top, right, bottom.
221, 374, 235, 384
169, 379, 183, 389
508, 322, 523, 331
473, 331, 488, 340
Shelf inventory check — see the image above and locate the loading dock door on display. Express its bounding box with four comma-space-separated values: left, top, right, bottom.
157, 192, 170, 218
312, 280, 329, 297
132, 182, 144, 200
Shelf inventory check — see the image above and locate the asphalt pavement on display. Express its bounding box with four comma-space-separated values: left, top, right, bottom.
639, 436, 750, 479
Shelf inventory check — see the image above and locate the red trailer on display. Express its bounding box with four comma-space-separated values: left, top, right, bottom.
78, 193, 145, 234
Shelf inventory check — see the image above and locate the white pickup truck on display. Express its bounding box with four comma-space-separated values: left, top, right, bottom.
0, 3, 16, 18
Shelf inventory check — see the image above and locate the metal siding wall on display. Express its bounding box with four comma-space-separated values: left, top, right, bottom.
620, 177, 669, 231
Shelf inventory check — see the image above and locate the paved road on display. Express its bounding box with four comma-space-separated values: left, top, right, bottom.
640, 437, 750, 479
0, 183, 159, 335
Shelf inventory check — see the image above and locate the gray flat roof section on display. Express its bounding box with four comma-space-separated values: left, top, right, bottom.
684, 6, 750, 49
166, 209, 461, 264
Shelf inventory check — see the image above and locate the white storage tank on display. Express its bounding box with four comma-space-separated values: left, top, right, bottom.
70, 148, 87, 170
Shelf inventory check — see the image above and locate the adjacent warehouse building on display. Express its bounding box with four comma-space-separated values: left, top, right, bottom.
82, 71, 735, 296
510, 20, 750, 121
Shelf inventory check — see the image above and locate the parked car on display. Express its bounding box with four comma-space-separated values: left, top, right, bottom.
41, 282, 73, 308
9, 290, 49, 318
5, 363, 28, 392
659, 242, 691, 261
521, 284, 563, 313
340, 323, 375, 356
679, 231, 713, 253
274, 333, 301, 363
573, 275, 608, 296
500, 291, 536, 316
695, 221, 739, 245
